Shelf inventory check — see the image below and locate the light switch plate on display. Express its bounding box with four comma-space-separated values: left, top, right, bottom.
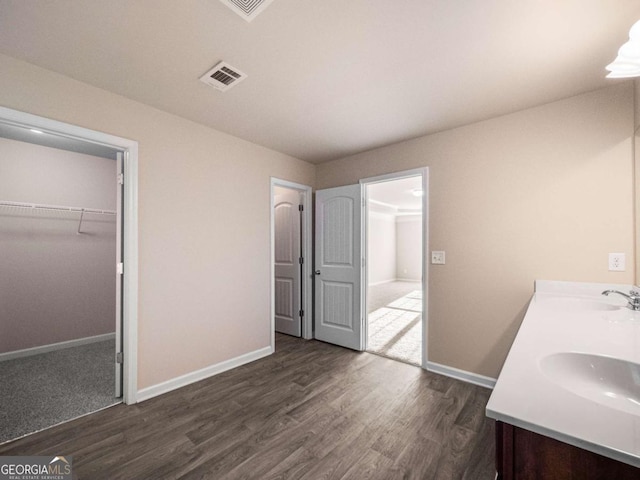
431, 251, 445, 265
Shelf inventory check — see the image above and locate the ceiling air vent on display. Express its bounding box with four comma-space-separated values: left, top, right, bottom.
199, 61, 247, 92
219, 0, 276, 22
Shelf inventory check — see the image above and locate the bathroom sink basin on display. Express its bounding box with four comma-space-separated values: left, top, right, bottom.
540, 352, 640, 415
536, 297, 621, 312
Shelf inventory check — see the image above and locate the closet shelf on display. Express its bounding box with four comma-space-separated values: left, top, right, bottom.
0, 200, 116, 234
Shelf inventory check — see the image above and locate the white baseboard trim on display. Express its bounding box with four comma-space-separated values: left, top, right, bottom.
0, 332, 116, 362
369, 278, 421, 287
426, 361, 496, 389
137, 345, 273, 402
368, 279, 396, 286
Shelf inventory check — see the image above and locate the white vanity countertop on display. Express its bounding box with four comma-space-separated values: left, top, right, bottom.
486, 280, 640, 468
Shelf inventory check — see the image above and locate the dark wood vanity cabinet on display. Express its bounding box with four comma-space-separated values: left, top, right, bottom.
495, 421, 639, 479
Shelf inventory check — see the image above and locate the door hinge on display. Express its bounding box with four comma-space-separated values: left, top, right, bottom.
299, 257, 304, 265
116, 352, 123, 364
298, 204, 303, 211
117, 262, 124, 275
117, 173, 124, 185
299, 309, 304, 317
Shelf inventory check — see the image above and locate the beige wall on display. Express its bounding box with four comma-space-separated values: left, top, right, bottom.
318, 83, 635, 378
396, 216, 422, 282
0, 53, 315, 389
0, 50, 634, 386
367, 210, 397, 285
635, 79, 640, 129
0, 138, 116, 353
273, 186, 294, 197
634, 79, 640, 283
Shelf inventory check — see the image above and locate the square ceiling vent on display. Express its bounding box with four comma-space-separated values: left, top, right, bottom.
199, 61, 247, 92
219, 0, 276, 22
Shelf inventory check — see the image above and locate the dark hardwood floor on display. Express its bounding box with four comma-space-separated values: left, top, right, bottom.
0, 334, 495, 479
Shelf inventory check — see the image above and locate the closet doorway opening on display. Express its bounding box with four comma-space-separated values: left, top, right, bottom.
270, 178, 312, 347
363, 172, 426, 367
0, 107, 138, 444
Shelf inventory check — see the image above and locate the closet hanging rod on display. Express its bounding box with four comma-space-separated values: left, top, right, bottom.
0, 200, 116, 215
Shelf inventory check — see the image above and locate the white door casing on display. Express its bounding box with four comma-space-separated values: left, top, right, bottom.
115, 152, 124, 398
274, 189, 302, 337
314, 184, 363, 351
270, 178, 312, 347
360, 167, 429, 368
0, 106, 139, 404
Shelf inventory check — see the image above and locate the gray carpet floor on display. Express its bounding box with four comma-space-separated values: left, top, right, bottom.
367, 280, 421, 313
0, 339, 119, 444
367, 281, 423, 366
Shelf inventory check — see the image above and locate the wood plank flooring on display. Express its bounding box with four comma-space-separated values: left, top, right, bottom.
0, 334, 495, 479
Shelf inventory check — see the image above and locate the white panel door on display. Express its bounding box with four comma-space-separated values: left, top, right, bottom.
314, 184, 363, 350
274, 189, 302, 337
115, 153, 123, 398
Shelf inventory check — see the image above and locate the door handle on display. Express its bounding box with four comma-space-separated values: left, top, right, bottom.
314, 270, 321, 275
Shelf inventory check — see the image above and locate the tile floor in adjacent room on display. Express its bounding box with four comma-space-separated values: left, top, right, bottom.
367, 281, 422, 366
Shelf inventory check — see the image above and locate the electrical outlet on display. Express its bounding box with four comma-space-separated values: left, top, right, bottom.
431, 251, 445, 265
608, 253, 625, 271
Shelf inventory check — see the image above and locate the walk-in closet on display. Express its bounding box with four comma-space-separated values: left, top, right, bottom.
0, 125, 122, 443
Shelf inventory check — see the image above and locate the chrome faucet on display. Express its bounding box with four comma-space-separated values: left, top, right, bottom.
601, 289, 640, 311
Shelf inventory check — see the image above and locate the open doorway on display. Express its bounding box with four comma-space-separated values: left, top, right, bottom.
313, 168, 427, 356
364, 175, 424, 366
0, 106, 138, 444
0, 128, 122, 443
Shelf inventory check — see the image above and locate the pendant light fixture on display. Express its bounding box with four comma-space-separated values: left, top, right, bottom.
606, 20, 640, 78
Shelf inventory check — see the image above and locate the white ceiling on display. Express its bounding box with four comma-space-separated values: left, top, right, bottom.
368, 176, 422, 211
0, 0, 637, 164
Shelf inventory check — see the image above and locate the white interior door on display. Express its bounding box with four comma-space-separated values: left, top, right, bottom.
115, 152, 123, 398
314, 184, 363, 350
274, 189, 302, 337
